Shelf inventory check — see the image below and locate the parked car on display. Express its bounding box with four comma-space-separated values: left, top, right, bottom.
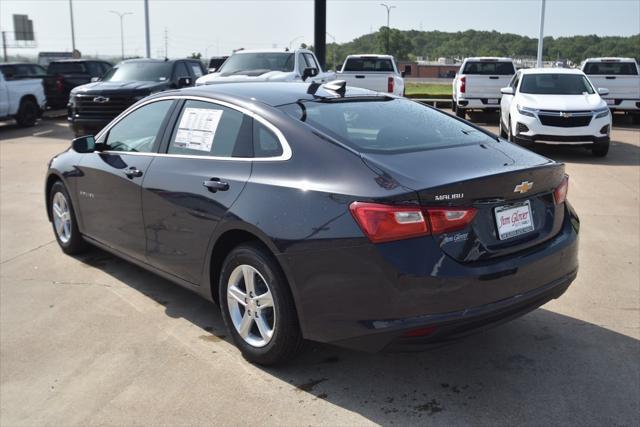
208, 56, 229, 73
0, 64, 46, 126
336, 54, 405, 96
581, 57, 640, 123
453, 57, 516, 118
499, 68, 611, 157
195, 48, 335, 85
43, 59, 113, 109
67, 58, 205, 136
46, 81, 579, 365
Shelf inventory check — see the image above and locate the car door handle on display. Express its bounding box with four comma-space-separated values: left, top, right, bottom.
124, 167, 143, 179
605, 76, 616, 79
203, 178, 229, 192
489, 76, 499, 79
355, 75, 365, 79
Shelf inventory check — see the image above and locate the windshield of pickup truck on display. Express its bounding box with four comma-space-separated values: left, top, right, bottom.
279, 98, 494, 154
583, 62, 638, 75
343, 57, 394, 72
102, 62, 172, 82
218, 52, 294, 75
462, 61, 515, 75
520, 74, 595, 95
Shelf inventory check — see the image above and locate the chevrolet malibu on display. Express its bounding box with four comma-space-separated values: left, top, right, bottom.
45, 82, 579, 365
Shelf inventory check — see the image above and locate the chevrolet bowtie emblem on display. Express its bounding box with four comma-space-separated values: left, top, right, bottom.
93, 96, 109, 103
514, 181, 533, 194
561, 112, 572, 118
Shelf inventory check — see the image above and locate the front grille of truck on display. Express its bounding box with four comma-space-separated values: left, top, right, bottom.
74, 95, 135, 119
537, 110, 593, 128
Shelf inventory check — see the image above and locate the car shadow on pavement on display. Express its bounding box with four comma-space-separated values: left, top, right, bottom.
75, 247, 639, 426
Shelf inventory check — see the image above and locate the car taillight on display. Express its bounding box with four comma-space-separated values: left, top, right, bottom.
349, 202, 477, 243
460, 76, 466, 93
426, 207, 477, 234
55, 76, 63, 93
387, 76, 394, 93
554, 175, 569, 204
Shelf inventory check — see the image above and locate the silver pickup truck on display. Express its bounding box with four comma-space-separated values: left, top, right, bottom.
336, 55, 405, 96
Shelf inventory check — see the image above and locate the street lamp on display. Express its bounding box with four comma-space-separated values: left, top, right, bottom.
326, 32, 337, 71
109, 10, 133, 60
289, 35, 304, 49
380, 3, 396, 54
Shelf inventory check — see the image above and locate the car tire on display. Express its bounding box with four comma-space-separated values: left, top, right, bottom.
499, 115, 508, 138
631, 114, 640, 125
16, 98, 39, 127
592, 138, 610, 157
455, 106, 466, 119
49, 181, 88, 254
507, 117, 516, 143
219, 243, 302, 365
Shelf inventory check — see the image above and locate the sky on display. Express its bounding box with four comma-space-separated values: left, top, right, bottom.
1, 0, 639, 59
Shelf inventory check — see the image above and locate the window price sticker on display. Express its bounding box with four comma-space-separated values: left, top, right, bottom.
174, 107, 223, 152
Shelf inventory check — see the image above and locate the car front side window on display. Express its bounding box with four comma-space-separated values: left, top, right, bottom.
104, 100, 173, 153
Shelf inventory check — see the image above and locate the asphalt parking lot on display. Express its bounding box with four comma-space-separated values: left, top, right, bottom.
1, 114, 638, 426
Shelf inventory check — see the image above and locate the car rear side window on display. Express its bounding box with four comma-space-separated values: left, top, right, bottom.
279, 98, 495, 154
104, 100, 173, 153
343, 57, 394, 72
583, 62, 638, 75
168, 100, 252, 158
462, 61, 515, 75
48, 62, 87, 74
253, 121, 283, 158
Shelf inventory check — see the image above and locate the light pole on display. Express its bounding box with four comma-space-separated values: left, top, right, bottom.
289, 35, 304, 50
380, 3, 396, 54
110, 10, 133, 60
144, 0, 151, 58
536, 0, 546, 68
68, 0, 76, 51
326, 32, 336, 71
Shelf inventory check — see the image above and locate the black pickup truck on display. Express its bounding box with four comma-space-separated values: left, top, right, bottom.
44, 59, 113, 109
68, 58, 205, 136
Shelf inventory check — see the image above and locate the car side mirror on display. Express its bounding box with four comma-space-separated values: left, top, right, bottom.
500, 87, 515, 95
177, 76, 192, 88
90, 76, 101, 83
302, 67, 319, 82
208, 68, 217, 73
598, 87, 609, 96
72, 135, 96, 153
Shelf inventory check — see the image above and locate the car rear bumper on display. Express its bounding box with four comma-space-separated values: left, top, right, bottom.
456, 97, 501, 110
280, 203, 580, 352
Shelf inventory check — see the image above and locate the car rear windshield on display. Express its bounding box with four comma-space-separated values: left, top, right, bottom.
218, 52, 294, 75
48, 62, 87, 74
462, 61, 515, 75
520, 74, 595, 95
583, 61, 638, 75
278, 98, 495, 154
102, 62, 173, 82
343, 57, 394, 72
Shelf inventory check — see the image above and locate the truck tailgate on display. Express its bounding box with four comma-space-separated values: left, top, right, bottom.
463, 75, 511, 98
339, 73, 390, 92
589, 75, 640, 100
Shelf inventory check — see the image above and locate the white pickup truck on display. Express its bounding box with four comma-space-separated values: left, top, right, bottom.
452, 57, 516, 118
582, 57, 640, 122
196, 48, 335, 85
0, 64, 47, 126
336, 55, 405, 96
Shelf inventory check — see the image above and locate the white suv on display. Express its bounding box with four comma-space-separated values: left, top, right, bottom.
499, 68, 612, 157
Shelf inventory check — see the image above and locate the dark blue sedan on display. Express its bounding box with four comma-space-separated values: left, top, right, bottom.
45, 82, 579, 365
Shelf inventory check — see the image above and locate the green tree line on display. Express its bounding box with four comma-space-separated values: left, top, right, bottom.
324, 28, 639, 69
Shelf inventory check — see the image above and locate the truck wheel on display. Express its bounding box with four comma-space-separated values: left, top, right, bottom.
455, 106, 466, 119
592, 139, 610, 157
451, 99, 456, 112
16, 98, 39, 127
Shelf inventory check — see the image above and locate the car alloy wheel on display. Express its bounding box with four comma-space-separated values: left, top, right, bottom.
52, 191, 72, 244
226, 264, 276, 348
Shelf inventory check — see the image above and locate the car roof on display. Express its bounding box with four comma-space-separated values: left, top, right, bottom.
49, 59, 102, 63
167, 82, 382, 107
347, 54, 394, 59
233, 48, 310, 55
519, 68, 584, 75
0, 62, 43, 66
118, 58, 197, 65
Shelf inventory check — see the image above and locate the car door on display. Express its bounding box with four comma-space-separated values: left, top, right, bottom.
501, 71, 519, 126
142, 99, 254, 285
75, 99, 175, 261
